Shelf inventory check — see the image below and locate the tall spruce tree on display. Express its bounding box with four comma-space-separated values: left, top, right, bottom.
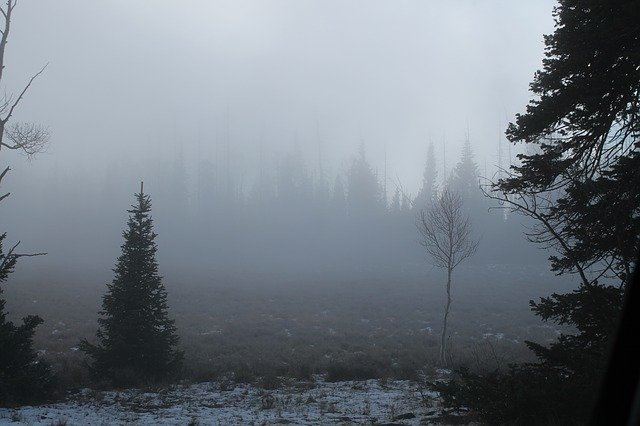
437, 1, 640, 424
81, 183, 182, 386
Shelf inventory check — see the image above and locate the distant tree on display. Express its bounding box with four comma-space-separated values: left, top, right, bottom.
314, 172, 331, 213
449, 137, 479, 202
196, 159, 216, 215
441, 1, 640, 423
0, 0, 53, 406
346, 143, 382, 216
81, 183, 183, 386
277, 145, 312, 205
414, 142, 437, 210
417, 189, 478, 366
390, 187, 401, 213
400, 191, 412, 212
332, 175, 346, 214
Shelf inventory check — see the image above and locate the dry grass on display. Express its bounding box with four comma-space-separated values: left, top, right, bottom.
2, 264, 574, 394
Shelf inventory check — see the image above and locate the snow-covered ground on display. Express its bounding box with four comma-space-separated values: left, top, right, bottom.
0, 379, 453, 425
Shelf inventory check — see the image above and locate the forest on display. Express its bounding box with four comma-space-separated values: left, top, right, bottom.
0, 1, 639, 425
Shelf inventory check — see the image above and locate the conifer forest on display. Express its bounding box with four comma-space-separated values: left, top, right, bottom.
0, 1, 638, 425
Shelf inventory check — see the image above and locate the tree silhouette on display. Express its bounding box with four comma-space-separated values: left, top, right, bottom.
0, 0, 53, 405
441, 1, 640, 423
347, 143, 382, 216
417, 189, 478, 366
81, 183, 183, 385
414, 142, 437, 211
450, 137, 479, 202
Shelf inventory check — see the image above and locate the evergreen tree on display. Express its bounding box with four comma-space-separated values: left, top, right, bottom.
0, 233, 53, 406
81, 183, 183, 386
390, 187, 401, 213
346, 143, 382, 216
332, 175, 346, 215
449, 137, 479, 201
277, 145, 312, 205
414, 142, 437, 210
0, 0, 54, 406
438, 1, 640, 423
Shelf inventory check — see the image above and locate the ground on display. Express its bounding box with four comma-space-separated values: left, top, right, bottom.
0, 377, 467, 425
1, 264, 570, 424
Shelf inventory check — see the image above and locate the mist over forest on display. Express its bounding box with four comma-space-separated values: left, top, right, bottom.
1, 1, 637, 425
2, 0, 556, 276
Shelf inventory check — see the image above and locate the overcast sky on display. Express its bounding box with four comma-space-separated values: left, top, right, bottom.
5, 0, 555, 194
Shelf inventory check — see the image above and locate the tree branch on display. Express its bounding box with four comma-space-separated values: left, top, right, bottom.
1, 63, 48, 124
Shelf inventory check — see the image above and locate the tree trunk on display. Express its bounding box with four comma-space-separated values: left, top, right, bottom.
440, 266, 453, 366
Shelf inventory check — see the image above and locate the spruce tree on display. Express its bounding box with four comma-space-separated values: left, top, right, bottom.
0, 233, 53, 406
414, 142, 437, 210
0, 0, 54, 406
346, 143, 382, 215
81, 183, 183, 386
436, 0, 640, 423
449, 137, 479, 201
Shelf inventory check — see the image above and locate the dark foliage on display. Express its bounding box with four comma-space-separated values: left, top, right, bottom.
434, 282, 622, 425
80, 186, 183, 386
0, 233, 54, 406
439, 0, 640, 423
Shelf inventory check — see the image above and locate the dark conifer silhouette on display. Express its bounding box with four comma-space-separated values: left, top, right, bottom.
450, 137, 479, 201
0, 0, 53, 406
0, 234, 53, 405
81, 183, 182, 385
346, 143, 382, 215
414, 142, 437, 210
438, 0, 640, 423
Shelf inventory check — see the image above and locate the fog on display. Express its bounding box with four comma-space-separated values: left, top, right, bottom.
1, 1, 557, 277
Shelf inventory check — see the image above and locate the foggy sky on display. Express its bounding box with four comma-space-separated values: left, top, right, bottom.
5, 0, 555, 195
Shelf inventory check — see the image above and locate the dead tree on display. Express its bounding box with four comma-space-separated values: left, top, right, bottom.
0, 0, 49, 254
417, 188, 478, 366
0, 0, 52, 405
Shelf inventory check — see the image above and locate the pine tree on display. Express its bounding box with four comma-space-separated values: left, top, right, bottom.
81, 183, 183, 386
332, 175, 346, 215
414, 142, 437, 210
0, 233, 53, 406
449, 137, 479, 201
390, 187, 401, 213
0, 0, 54, 406
346, 143, 382, 215
437, 0, 640, 423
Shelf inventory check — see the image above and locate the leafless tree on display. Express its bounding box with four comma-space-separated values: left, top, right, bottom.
0, 0, 48, 260
417, 188, 478, 366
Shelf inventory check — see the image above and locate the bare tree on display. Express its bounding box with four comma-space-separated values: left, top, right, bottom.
417, 188, 478, 366
0, 0, 52, 404
0, 0, 49, 254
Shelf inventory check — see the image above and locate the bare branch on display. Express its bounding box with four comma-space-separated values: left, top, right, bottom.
0, 0, 15, 84
417, 188, 479, 271
1, 63, 48, 123
2, 121, 50, 157
0, 240, 46, 274
416, 188, 479, 367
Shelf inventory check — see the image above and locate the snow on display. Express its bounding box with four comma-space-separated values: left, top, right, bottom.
0, 379, 446, 425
